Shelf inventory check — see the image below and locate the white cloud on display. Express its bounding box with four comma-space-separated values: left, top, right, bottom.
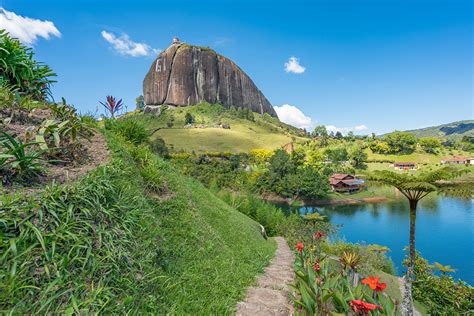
101, 30, 159, 57
284, 56, 305, 74
354, 124, 368, 131
0, 8, 61, 45
274, 104, 313, 129
326, 124, 368, 135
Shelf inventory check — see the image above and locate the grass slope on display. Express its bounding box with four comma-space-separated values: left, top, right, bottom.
400, 120, 474, 140
1, 131, 275, 314
130, 103, 308, 153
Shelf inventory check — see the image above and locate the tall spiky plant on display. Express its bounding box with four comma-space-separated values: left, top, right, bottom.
99, 95, 123, 118
369, 166, 471, 315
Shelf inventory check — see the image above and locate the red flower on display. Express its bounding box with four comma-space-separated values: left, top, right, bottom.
361, 276, 381, 290
375, 281, 387, 292
295, 241, 304, 253
312, 263, 321, 272
314, 231, 325, 240
350, 300, 382, 314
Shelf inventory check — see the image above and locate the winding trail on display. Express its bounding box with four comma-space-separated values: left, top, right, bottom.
236, 237, 294, 316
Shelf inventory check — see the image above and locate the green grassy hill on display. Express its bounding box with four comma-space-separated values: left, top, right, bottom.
403, 120, 474, 140
1, 131, 276, 314
129, 103, 308, 153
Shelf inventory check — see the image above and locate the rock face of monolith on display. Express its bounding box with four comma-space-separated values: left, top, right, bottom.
143, 40, 278, 117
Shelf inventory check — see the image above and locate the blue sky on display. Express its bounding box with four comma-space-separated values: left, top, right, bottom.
1, 0, 472, 134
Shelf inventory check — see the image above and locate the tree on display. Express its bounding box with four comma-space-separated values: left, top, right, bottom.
135, 95, 145, 110
324, 146, 348, 163
335, 131, 343, 139
346, 131, 355, 141
384, 131, 417, 154
312, 125, 328, 138
370, 166, 468, 315
419, 137, 441, 153
348, 145, 368, 169
185, 112, 195, 125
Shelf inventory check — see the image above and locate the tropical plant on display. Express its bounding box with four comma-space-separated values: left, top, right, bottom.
0, 131, 44, 178
291, 239, 397, 315
35, 119, 68, 150
433, 262, 456, 275
0, 30, 56, 99
369, 166, 470, 314
100, 95, 123, 118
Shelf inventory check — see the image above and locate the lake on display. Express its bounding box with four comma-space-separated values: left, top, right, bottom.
278, 189, 473, 284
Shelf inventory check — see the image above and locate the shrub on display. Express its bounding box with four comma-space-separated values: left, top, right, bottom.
105, 119, 149, 145
407, 252, 474, 314
323, 241, 395, 276
184, 112, 194, 125
149, 137, 170, 158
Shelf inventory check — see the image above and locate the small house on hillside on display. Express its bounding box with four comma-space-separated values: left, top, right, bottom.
440, 156, 473, 165
393, 162, 416, 171
329, 174, 366, 194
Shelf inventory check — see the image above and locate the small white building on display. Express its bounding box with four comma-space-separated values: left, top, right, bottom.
440, 156, 474, 165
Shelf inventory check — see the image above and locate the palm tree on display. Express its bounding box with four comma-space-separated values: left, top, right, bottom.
370, 166, 470, 315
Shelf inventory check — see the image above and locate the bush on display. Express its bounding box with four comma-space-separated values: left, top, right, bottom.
407, 252, 474, 314
149, 137, 170, 158
323, 241, 395, 276
184, 112, 194, 125
105, 119, 149, 145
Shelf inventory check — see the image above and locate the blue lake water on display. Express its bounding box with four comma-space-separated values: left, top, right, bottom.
279, 191, 473, 284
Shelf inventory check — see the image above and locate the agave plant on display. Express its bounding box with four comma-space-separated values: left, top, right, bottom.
99, 95, 123, 118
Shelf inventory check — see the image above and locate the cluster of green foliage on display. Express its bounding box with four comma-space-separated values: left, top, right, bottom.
0, 94, 94, 184
172, 152, 248, 189
216, 190, 304, 237
322, 241, 395, 276
38, 99, 95, 160
0, 30, 56, 100
292, 236, 398, 315
407, 252, 474, 314
256, 149, 330, 199
370, 131, 417, 154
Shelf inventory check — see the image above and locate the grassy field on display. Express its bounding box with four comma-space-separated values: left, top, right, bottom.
1, 131, 276, 314
129, 103, 308, 153
366, 148, 471, 164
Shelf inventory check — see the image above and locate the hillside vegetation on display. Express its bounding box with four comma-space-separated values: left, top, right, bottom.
130, 102, 308, 153
403, 120, 474, 140
1, 131, 276, 313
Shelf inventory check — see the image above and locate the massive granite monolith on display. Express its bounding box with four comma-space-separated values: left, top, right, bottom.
143, 39, 278, 117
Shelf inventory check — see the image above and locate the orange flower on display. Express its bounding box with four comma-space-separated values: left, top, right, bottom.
295, 241, 304, 253
361, 276, 380, 290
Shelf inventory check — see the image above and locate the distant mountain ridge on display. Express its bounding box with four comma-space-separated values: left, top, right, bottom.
404, 120, 474, 139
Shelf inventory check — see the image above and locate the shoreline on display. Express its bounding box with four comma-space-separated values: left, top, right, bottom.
262, 193, 389, 207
